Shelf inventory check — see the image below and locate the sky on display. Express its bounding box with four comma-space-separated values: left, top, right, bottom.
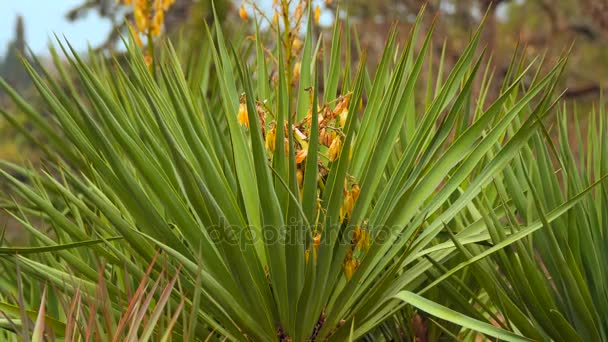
0, 0, 110, 58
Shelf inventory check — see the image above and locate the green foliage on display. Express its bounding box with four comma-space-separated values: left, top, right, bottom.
436, 107, 608, 341
0, 6, 602, 342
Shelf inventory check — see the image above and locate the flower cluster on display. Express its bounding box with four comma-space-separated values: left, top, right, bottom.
236, 0, 367, 281
237, 92, 368, 278
117, 0, 175, 46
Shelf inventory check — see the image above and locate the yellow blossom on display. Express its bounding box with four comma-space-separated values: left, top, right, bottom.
293, 61, 301, 81
144, 54, 153, 68
134, 7, 148, 32
343, 258, 357, 280
340, 185, 359, 221
314, 6, 321, 24
265, 126, 276, 152
237, 103, 249, 128
239, 5, 248, 21
297, 168, 304, 187
351, 184, 360, 200
292, 38, 303, 51
151, 10, 164, 36
357, 229, 370, 251
339, 109, 348, 127
272, 11, 279, 26
328, 136, 342, 162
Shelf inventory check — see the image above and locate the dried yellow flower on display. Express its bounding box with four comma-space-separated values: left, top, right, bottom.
296, 168, 304, 187
340, 185, 359, 221
295, 148, 308, 164
343, 258, 356, 280
265, 126, 276, 152
339, 109, 348, 127
237, 103, 249, 128
328, 136, 342, 162
292, 38, 303, 51
320, 128, 332, 146
293, 61, 301, 81
357, 229, 370, 251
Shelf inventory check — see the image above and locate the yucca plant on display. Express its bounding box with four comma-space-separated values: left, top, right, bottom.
418, 105, 608, 341
0, 3, 580, 340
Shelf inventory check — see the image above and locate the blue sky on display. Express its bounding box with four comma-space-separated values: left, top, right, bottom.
0, 0, 110, 57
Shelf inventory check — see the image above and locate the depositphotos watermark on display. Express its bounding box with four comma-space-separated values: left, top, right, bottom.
198, 220, 410, 248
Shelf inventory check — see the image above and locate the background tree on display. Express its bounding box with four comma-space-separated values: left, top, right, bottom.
0, 16, 31, 93
338, 0, 608, 101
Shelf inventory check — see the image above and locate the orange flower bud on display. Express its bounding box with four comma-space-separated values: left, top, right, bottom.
314, 6, 321, 24
239, 5, 248, 21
